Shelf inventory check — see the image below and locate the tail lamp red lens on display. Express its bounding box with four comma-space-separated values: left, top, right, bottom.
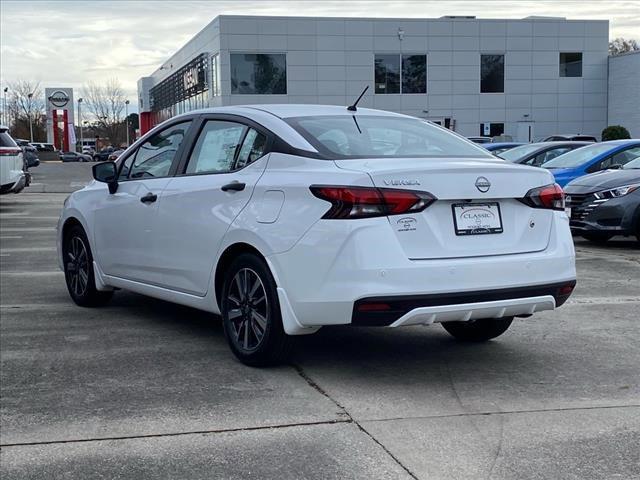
0, 148, 21, 156
310, 185, 437, 219
519, 183, 564, 211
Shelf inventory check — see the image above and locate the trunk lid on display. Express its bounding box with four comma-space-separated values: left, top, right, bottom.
335, 157, 556, 259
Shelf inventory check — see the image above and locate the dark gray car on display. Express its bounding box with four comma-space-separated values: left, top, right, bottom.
499, 141, 591, 167
564, 157, 640, 243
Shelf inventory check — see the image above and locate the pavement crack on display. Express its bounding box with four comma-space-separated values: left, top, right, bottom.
292, 363, 419, 480
0, 419, 350, 448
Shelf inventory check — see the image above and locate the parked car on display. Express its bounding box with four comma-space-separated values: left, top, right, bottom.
93, 147, 114, 162
60, 151, 93, 162
467, 136, 492, 144
82, 146, 95, 155
540, 140, 640, 187
33, 142, 56, 152
482, 142, 524, 156
498, 142, 591, 167
15, 139, 40, 169
542, 134, 598, 142
564, 156, 640, 243
108, 149, 125, 162
57, 105, 576, 366
0, 126, 26, 194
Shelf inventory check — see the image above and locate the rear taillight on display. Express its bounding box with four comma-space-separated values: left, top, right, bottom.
519, 183, 564, 211
0, 148, 21, 156
310, 185, 436, 219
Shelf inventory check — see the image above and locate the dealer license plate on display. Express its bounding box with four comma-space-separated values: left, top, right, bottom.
452, 202, 503, 236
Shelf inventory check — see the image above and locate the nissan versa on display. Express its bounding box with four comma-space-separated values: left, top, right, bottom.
57, 105, 577, 366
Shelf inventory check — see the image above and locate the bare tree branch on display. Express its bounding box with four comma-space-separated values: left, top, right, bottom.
82, 78, 127, 145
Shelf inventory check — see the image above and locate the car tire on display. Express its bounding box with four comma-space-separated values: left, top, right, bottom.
582, 232, 613, 244
63, 225, 113, 307
221, 253, 293, 367
442, 317, 514, 342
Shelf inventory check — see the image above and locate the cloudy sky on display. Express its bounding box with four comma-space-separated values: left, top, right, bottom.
1, 0, 638, 112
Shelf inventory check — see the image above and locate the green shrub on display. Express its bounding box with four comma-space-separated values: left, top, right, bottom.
601, 125, 631, 141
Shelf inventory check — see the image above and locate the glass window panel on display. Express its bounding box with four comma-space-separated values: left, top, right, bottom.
127, 121, 191, 179
375, 54, 400, 94
230, 53, 287, 94
481, 54, 504, 93
560, 52, 582, 77
186, 121, 246, 174
235, 129, 268, 169
402, 55, 427, 94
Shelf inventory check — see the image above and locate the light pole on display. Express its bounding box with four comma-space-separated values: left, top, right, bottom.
77, 98, 83, 151
27, 92, 34, 142
2, 87, 7, 127
124, 99, 130, 146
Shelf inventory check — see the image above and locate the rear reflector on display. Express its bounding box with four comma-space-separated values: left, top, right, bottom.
310, 185, 436, 219
357, 303, 391, 312
519, 183, 564, 211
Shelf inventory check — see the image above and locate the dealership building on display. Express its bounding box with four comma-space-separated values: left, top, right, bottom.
137, 15, 612, 141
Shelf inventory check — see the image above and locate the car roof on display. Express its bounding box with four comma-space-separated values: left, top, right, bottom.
183, 104, 411, 120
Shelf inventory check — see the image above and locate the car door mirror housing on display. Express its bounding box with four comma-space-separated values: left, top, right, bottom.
92, 162, 119, 194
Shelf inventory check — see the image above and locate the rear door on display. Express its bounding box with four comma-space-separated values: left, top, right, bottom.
153, 117, 271, 295
93, 120, 193, 284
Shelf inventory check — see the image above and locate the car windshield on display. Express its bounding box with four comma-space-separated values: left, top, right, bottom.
285, 115, 492, 159
623, 157, 640, 169
498, 143, 544, 161
541, 143, 618, 168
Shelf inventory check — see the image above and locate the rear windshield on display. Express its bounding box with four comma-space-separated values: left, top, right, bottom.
0, 131, 18, 148
285, 115, 492, 159
498, 143, 544, 162
541, 143, 616, 168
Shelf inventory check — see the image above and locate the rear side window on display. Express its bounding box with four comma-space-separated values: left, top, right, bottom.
0, 131, 18, 147
235, 128, 267, 169
125, 121, 191, 179
186, 121, 246, 174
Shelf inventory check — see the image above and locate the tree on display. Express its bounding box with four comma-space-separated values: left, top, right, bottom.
6, 80, 46, 141
601, 125, 631, 141
82, 78, 127, 146
609, 38, 639, 56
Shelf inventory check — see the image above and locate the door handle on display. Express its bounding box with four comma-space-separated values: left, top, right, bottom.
140, 192, 158, 204
221, 182, 246, 192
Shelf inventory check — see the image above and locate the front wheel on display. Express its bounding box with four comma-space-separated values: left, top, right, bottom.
63, 225, 113, 307
442, 317, 514, 342
221, 253, 293, 367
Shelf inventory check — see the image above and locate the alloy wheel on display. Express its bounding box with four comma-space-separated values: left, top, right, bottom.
227, 268, 268, 352
66, 236, 89, 297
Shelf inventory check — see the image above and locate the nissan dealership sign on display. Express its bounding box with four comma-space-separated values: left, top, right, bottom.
45, 87, 74, 111
48, 90, 70, 108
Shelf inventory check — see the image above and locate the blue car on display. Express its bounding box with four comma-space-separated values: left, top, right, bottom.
482, 142, 524, 156
540, 140, 640, 187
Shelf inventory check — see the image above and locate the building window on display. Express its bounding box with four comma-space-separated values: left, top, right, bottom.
480, 54, 504, 93
211, 54, 220, 96
402, 55, 427, 94
480, 122, 504, 137
375, 54, 426, 94
230, 53, 286, 95
559, 52, 582, 77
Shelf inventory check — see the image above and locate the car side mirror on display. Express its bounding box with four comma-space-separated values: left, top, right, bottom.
92, 162, 118, 194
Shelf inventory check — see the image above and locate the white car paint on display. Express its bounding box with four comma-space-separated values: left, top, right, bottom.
0, 126, 26, 194
57, 105, 576, 337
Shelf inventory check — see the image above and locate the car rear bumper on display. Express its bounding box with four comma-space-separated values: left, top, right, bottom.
268, 213, 576, 331
0, 173, 26, 194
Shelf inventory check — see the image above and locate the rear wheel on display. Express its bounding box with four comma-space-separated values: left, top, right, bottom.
221, 253, 293, 366
442, 317, 513, 342
63, 225, 113, 307
582, 232, 613, 244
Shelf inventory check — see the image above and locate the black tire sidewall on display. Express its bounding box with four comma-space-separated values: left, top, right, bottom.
63, 225, 108, 306
221, 253, 289, 366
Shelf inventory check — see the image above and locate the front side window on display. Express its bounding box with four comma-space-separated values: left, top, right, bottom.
126, 121, 191, 179
230, 53, 287, 95
598, 146, 640, 170
375, 54, 426, 94
186, 121, 246, 174
286, 115, 492, 159
481, 54, 504, 93
560, 52, 582, 77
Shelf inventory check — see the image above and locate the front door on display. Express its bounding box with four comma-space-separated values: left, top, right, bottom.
93, 120, 192, 285
154, 120, 271, 295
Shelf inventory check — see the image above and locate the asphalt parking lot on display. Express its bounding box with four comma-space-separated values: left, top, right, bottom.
1, 163, 639, 479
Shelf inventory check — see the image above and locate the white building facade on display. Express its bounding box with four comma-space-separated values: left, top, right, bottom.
138, 15, 609, 141
608, 51, 640, 138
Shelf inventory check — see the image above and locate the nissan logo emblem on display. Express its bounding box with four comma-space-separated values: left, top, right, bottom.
49, 90, 70, 108
475, 176, 491, 193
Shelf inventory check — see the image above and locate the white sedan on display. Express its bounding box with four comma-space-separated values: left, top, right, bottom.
57, 105, 576, 366
1, 126, 26, 194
